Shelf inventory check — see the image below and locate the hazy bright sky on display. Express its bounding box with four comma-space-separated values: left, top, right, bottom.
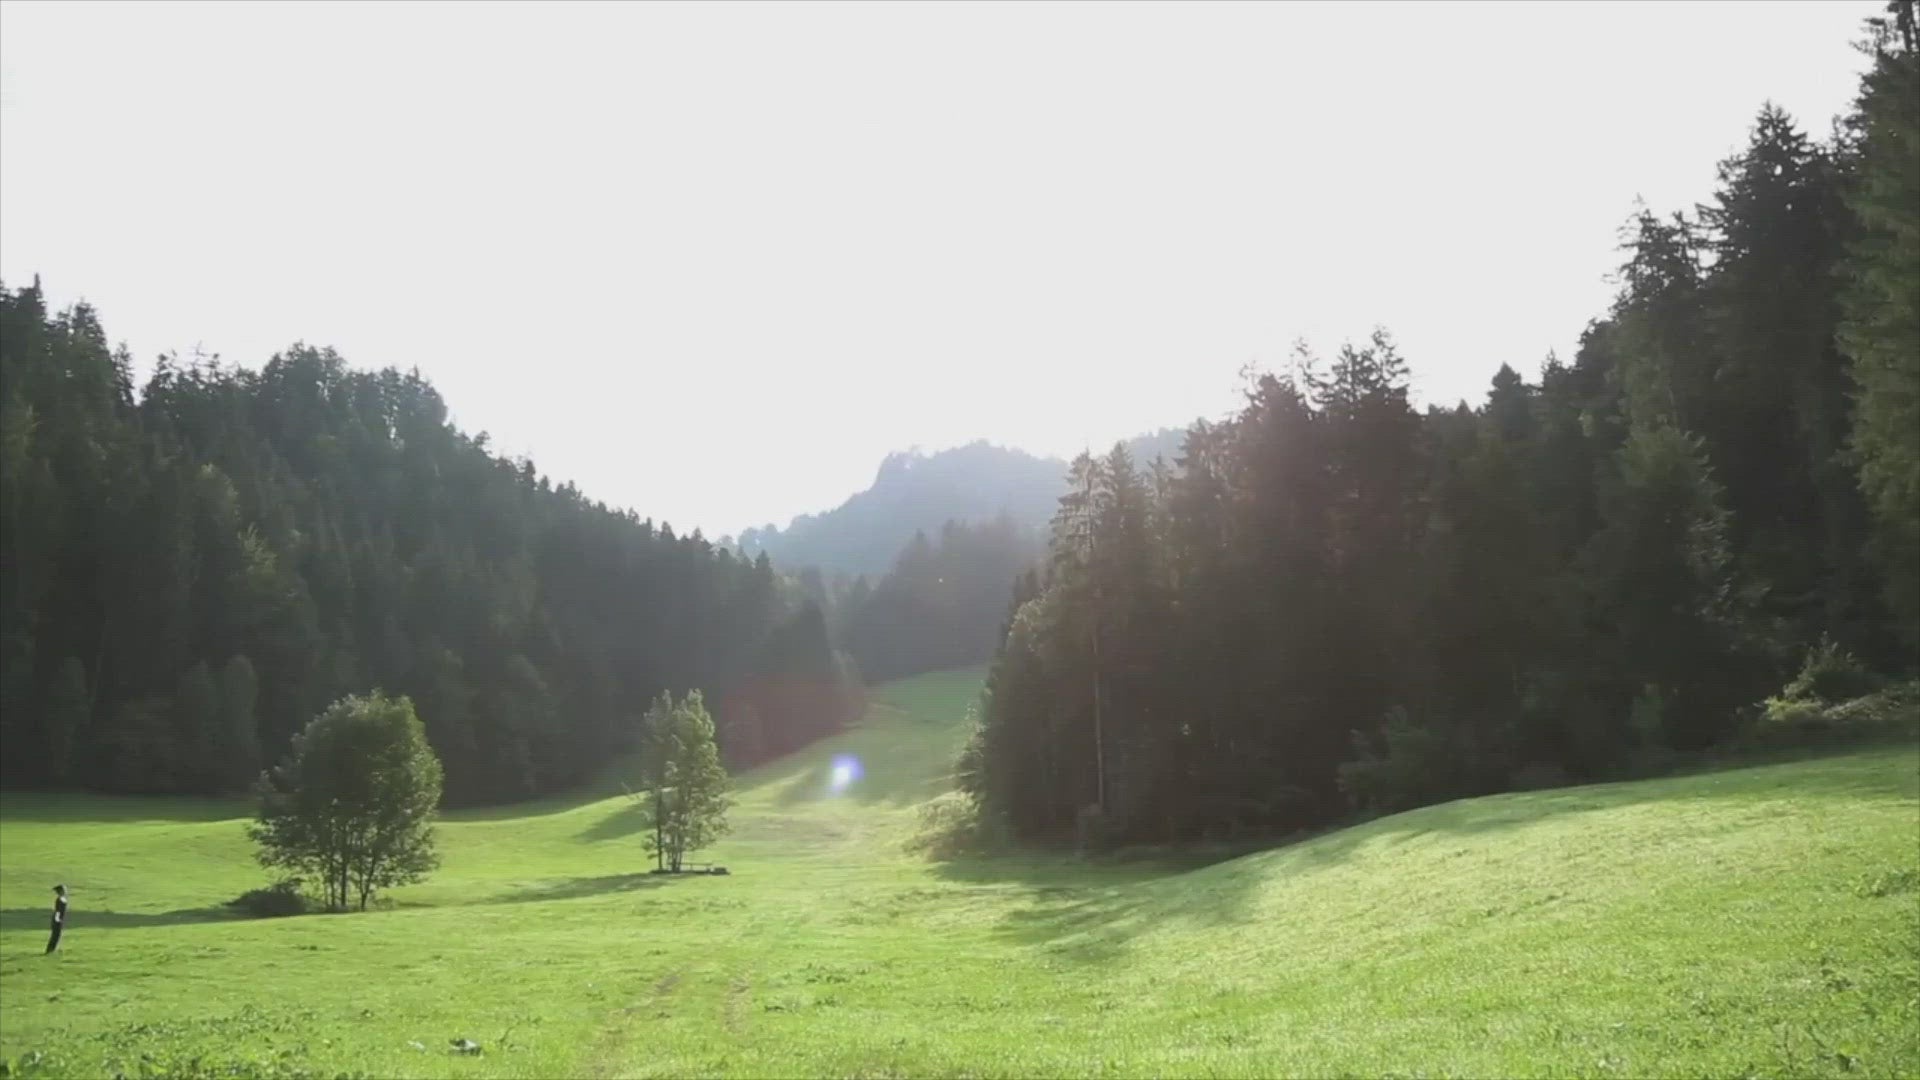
0, 1, 1878, 537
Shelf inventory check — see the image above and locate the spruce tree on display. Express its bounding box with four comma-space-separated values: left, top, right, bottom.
220, 654, 262, 792
1841, 0, 1920, 654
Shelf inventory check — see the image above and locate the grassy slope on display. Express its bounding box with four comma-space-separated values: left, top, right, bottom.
1, 667, 1915, 1078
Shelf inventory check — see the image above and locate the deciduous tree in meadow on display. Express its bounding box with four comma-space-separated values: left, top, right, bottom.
249, 692, 443, 911
638, 690, 731, 872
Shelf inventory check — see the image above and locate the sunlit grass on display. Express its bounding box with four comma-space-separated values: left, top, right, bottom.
2, 668, 1915, 1078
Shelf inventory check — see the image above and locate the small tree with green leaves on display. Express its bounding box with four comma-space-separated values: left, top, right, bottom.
637, 690, 731, 872
248, 691, 443, 911
638, 692, 673, 870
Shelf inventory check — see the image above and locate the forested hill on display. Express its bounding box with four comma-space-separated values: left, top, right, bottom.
964, 7, 1920, 846
0, 289, 861, 806
734, 430, 1187, 578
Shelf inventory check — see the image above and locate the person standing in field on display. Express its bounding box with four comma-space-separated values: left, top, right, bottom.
45, 884, 67, 954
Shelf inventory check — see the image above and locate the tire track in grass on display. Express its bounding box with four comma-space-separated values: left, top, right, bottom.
585, 967, 686, 1079
650, 970, 683, 1001
725, 972, 752, 1036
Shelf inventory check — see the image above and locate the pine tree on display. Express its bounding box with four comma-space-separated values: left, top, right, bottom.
1610, 209, 1712, 433
1699, 104, 1870, 654
1583, 424, 1754, 753
42, 656, 90, 786
1841, 1, 1920, 655
174, 661, 223, 794
220, 654, 262, 792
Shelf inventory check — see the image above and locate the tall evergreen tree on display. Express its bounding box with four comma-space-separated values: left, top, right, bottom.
41, 656, 90, 786
1840, 0, 1920, 655
1698, 105, 1876, 658
220, 654, 263, 792
173, 661, 223, 793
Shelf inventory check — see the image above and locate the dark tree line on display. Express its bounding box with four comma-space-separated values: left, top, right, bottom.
962, 9, 1920, 844
834, 514, 1045, 684
0, 298, 859, 804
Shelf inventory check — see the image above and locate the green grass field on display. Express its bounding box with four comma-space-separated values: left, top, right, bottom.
3, 668, 1916, 1078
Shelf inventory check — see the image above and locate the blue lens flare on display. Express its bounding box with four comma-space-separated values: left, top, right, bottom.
828, 754, 863, 793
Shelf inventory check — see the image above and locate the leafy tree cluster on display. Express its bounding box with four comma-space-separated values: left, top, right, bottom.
249, 691, 443, 911
963, 9, 1920, 843
637, 689, 731, 872
835, 514, 1045, 684
0, 296, 859, 803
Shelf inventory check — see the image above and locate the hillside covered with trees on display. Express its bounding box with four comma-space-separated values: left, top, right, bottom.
746, 432, 1186, 686
834, 514, 1045, 685
962, 6, 1920, 844
0, 302, 861, 804
734, 430, 1185, 579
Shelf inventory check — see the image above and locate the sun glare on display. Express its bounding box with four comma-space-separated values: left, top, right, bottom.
828, 755, 862, 793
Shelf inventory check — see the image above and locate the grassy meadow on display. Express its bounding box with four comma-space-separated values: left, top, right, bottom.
1, 668, 1916, 1078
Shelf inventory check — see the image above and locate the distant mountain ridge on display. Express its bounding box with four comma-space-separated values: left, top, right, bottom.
735, 429, 1188, 577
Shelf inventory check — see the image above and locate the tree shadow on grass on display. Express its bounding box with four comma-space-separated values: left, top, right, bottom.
0, 906, 236, 931
575, 799, 651, 843
980, 886, 1162, 965
916, 742, 1920, 966
920, 849, 1270, 966
478, 873, 681, 906
1265, 740, 1920, 873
